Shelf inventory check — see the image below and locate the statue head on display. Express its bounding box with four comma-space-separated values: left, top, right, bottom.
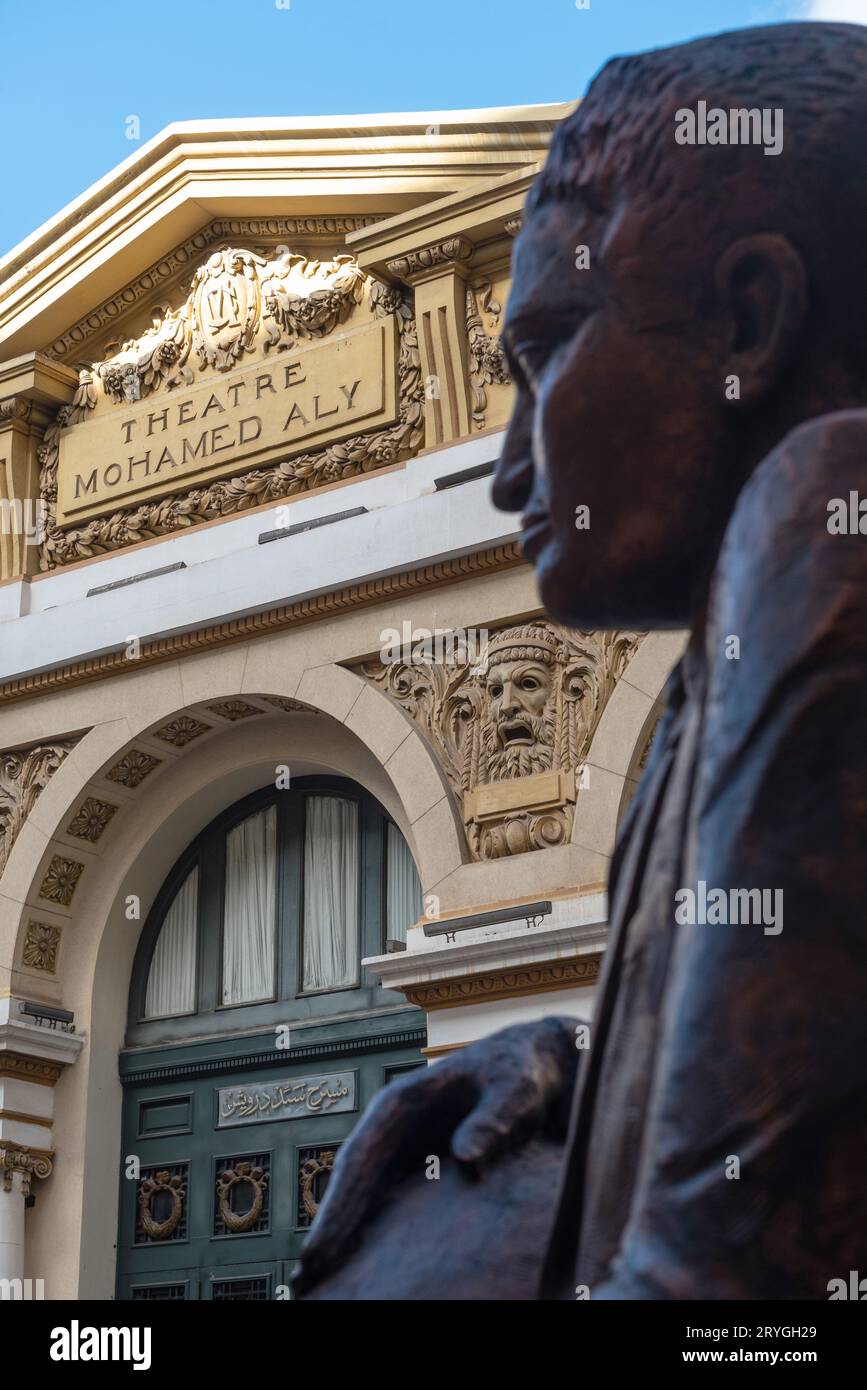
493, 23, 867, 629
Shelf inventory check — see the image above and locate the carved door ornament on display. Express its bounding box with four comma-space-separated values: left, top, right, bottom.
137, 1169, 186, 1241
216, 1160, 269, 1234
299, 1150, 336, 1222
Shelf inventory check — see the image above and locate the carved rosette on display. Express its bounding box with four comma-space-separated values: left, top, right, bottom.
153, 716, 211, 748
37, 246, 423, 569
23, 920, 62, 972
207, 700, 262, 721
360, 621, 642, 860
66, 795, 118, 843
0, 739, 80, 878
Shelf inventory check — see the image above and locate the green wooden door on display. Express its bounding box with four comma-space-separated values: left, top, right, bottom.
116, 1030, 424, 1300
115, 775, 426, 1301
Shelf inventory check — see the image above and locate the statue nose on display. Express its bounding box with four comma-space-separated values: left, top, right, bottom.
501, 685, 520, 715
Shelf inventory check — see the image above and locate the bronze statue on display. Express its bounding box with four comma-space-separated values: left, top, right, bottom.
294, 21, 867, 1299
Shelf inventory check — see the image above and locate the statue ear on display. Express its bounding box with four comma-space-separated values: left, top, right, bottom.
714, 234, 806, 402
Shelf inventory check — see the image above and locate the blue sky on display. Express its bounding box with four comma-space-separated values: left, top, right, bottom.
0, 0, 861, 255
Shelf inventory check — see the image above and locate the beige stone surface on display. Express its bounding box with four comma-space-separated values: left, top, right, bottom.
345, 680, 413, 765
385, 729, 452, 826
296, 662, 365, 722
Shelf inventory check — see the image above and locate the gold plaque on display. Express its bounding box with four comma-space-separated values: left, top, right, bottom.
56, 318, 399, 526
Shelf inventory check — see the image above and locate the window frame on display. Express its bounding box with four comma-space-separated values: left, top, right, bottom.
127, 775, 416, 1046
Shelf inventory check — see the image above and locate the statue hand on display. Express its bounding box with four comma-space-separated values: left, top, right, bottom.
292, 1015, 580, 1297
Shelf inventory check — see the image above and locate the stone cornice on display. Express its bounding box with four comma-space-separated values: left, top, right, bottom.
0, 542, 526, 708
119, 1026, 426, 1087
403, 956, 603, 1010
0, 1053, 63, 1086
386, 237, 474, 285
348, 162, 553, 275
365, 910, 607, 1009
0, 353, 79, 411
0, 1000, 85, 1069
0, 106, 570, 360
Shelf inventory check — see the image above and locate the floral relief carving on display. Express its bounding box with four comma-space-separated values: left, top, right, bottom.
66, 795, 118, 843
206, 700, 262, 722
38, 855, 84, 907
105, 750, 162, 789
360, 621, 642, 860
37, 251, 423, 569
0, 739, 79, 878
23, 920, 62, 972
153, 716, 211, 748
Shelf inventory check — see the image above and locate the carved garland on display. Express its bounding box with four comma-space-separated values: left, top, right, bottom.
466, 283, 510, 430
44, 218, 383, 363
138, 1169, 186, 1241
37, 254, 423, 569
216, 1160, 269, 1234
300, 1150, 336, 1221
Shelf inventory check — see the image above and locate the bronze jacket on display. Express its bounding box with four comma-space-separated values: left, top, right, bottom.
542, 412, 867, 1299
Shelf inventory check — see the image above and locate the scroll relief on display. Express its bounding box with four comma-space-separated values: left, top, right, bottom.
360, 622, 642, 860
0, 740, 80, 878
466, 283, 511, 431
38, 246, 423, 567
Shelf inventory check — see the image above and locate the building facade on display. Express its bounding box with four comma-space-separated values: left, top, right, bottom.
0, 109, 684, 1299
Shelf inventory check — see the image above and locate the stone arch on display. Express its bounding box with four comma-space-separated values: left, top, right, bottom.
1, 660, 462, 1297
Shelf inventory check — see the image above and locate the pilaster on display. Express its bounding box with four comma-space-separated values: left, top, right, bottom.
0, 997, 83, 1286
387, 237, 474, 446
0, 355, 78, 582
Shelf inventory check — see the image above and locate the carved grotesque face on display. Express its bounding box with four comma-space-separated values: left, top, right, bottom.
484, 659, 555, 779
487, 661, 552, 745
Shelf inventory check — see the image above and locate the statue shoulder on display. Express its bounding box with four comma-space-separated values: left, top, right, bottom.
708, 409, 867, 666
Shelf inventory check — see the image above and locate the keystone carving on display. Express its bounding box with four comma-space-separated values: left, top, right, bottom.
361, 621, 642, 859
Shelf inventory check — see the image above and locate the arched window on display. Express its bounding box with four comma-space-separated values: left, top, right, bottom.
130, 776, 422, 1042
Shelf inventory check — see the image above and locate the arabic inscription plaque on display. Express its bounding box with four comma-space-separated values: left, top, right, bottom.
217, 1071, 357, 1128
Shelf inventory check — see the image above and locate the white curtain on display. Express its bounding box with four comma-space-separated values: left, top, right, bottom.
303, 796, 359, 990
145, 866, 198, 1018
222, 804, 277, 1005
386, 823, 422, 943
